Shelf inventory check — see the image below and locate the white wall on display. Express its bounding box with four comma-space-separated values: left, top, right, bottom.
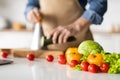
0, 0, 120, 28
91, 0, 120, 32
0, 0, 27, 23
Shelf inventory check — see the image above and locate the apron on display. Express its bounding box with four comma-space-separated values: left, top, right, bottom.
39, 0, 93, 51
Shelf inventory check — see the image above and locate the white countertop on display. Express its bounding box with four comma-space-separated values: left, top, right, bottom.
0, 58, 120, 80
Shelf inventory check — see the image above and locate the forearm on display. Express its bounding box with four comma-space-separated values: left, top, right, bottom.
73, 17, 91, 32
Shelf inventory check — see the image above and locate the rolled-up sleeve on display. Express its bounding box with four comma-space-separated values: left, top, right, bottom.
24, 0, 40, 18
82, 0, 107, 24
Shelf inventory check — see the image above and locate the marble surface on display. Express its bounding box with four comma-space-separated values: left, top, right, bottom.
0, 58, 120, 80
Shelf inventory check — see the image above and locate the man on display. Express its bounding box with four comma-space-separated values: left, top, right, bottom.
25, 0, 107, 51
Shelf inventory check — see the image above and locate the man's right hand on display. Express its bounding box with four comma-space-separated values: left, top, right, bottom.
27, 8, 42, 24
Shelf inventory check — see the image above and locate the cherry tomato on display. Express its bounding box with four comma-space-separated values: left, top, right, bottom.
69, 60, 78, 68
46, 55, 54, 62
27, 53, 35, 61
58, 54, 67, 65
1, 51, 8, 58
80, 61, 89, 71
88, 64, 99, 73
99, 62, 109, 73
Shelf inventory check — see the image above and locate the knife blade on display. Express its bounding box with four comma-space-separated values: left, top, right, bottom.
30, 22, 43, 50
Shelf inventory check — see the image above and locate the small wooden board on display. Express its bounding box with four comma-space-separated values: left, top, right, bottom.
0, 48, 64, 59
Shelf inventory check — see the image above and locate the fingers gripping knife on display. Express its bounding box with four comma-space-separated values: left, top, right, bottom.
30, 17, 76, 50
30, 23, 76, 50
30, 21, 43, 50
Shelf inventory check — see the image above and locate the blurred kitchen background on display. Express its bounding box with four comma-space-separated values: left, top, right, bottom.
0, 0, 120, 53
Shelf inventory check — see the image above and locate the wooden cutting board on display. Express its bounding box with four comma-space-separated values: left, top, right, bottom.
0, 48, 64, 59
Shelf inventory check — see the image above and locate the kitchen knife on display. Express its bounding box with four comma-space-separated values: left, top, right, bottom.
30, 22, 43, 50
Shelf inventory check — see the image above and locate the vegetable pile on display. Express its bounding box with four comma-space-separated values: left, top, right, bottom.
2, 40, 118, 74
67, 40, 120, 74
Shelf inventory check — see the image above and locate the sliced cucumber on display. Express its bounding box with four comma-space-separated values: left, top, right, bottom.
40, 36, 76, 47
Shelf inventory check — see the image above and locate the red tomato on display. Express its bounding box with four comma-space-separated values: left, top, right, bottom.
46, 55, 54, 62
88, 64, 99, 73
27, 53, 35, 61
99, 62, 109, 73
80, 61, 89, 71
69, 60, 78, 68
1, 51, 8, 58
58, 54, 67, 65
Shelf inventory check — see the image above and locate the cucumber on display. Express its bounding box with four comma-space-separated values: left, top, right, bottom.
41, 36, 76, 47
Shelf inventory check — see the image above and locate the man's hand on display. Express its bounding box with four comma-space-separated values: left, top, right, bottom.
27, 8, 42, 24
47, 17, 91, 44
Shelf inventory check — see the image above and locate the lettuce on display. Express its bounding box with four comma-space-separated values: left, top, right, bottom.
102, 52, 120, 74
72, 64, 81, 71
78, 40, 104, 61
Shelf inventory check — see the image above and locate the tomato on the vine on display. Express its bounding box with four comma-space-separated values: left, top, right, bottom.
46, 55, 54, 62
58, 54, 66, 65
99, 62, 109, 73
80, 61, 89, 71
69, 60, 78, 68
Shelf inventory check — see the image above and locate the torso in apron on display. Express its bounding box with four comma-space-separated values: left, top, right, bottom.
39, 0, 93, 51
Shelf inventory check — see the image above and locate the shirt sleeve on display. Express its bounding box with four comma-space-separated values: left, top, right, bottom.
81, 0, 107, 24
24, 0, 40, 18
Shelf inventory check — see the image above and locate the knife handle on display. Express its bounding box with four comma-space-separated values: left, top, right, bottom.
37, 15, 42, 24
41, 36, 76, 47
